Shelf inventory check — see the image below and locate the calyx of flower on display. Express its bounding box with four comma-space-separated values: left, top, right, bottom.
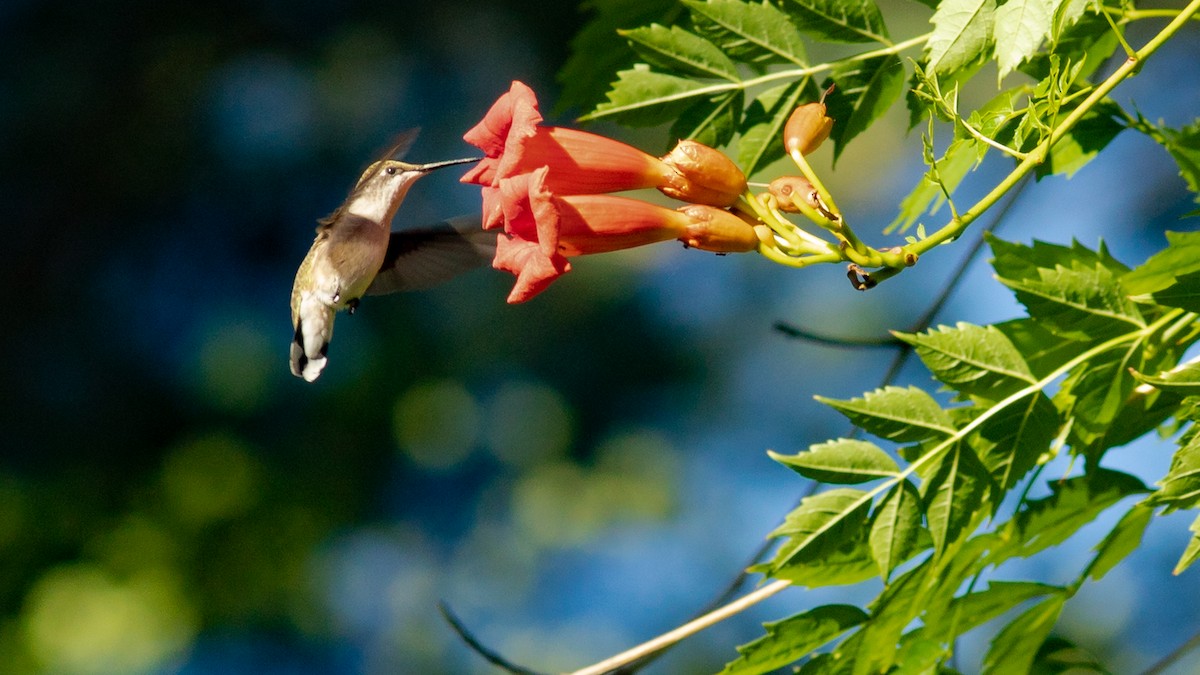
659, 140, 748, 207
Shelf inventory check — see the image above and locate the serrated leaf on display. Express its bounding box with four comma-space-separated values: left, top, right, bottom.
753, 533, 878, 587
982, 593, 1066, 675
924, 444, 992, 552
670, 91, 743, 148
1088, 502, 1153, 581
586, 66, 714, 125
869, 479, 922, 580
1022, 9, 1119, 82
1173, 512, 1200, 574
1156, 117, 1200, 203
993, 318, 1087, 380
970, 391, 1060, 490
1035, 101, 1124, 179
897, 322, 1037, 400
768, 488, 873, 570
1150, 431, 1200, 512
1030, 636, 1110, 674
929, 581, 1063, 641
620, 24, 740, 80
738, 79, 809, 177
719, 605, 868, 675
779, 0, 890, 44
818, 385, 957, 442
989, 236, 1144, 341
770, 439, 900, 484
1131, 361, 1200, 396
994, 0, 1058, 80
1148, 270, 1200, 313
992, 469, 1148, 564
926, 0, 997, 75
1123, 230, 1200, 296
1053, 340, 1143, 454
823, 53, 905, 160
557, 0, 681, 114
685, 0, 808, 67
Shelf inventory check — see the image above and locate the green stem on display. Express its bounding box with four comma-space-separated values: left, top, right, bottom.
908, 0, 1200, 257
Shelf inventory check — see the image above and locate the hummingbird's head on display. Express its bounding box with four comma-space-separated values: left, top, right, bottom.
345, 156, 481, 224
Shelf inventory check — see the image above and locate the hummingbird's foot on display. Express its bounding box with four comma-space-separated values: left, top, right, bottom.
347, 298, 360, 315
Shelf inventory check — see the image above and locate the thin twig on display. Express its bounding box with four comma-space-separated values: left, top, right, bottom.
1141, 628, 1200, 675
438, 602, 547, 675
773, 322, 905, 347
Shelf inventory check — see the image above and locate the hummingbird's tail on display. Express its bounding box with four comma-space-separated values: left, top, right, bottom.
290, 295, 335, 382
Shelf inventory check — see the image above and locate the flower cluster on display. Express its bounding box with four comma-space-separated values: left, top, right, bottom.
461, 81, 758, 303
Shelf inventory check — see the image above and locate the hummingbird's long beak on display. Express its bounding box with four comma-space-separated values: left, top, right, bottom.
416, 156, 483, 172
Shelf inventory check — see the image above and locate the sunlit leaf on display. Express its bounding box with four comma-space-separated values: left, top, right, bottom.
620, 24, 740, 80
924, 444, 992, 553
993, 318, 1086, 380
989, 236, 1144, 341
685, 0, 808, 67
926, 0, 997, 75
993, 0, 1058, 80
1123, 230, 1200, 296
1173, 513, 1200, 575
818, 386, 957, 442
970, 391, 1059, 490
585, 66, 715, 124
1088, 502, 1153, 581
927, 580, 1062, 641
1150, 430, 1200, 512
768, 488, 872, 570
1151, 117, 1200, 204
1131, 361, 1200, 396
869, 479, 922, 580
718, 605, 868, 675
982, 593, 1066, 675
778, 0, 890, 44
770, 439, 900, 484
897, 322, 1037, 400
992, 469, 1149, 563
824, 53, 906, 160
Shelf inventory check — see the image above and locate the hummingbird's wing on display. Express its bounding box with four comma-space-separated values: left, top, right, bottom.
366, 215, 497, 295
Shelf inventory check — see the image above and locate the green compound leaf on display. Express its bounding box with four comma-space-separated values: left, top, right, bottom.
1173, 512, 1200, 575
620, 24, 740, 81
896, 322, 1037, 401
768, 488, 873, 571
685, 0, 809, 67
718, 604, 868, 675
969, 391, 1060, 490
778, 0, 890, 44
982, 593, 1067, 675
923, 444, 992, 553
1035, 101, 1125, 179
869, 479, 923, 580
586, 66, 715, 125
1150, 430, 1200, 512
770, 438, 900, 484
1124, 230, 1200, 296
926, 0, 997, 75
738, 79, 811, 178
1088, 502, 1153, 582
989, 236, 1144, 342
1131, 361, 1200, 397
928, 580, 1064, 641
817, 385, 957, 443
824, 53, 906, 161
993, 0, 1058, 81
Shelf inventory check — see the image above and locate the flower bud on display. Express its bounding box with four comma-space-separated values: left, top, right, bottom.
768, 176, 819, 213
676, 204, 760, 253
783, 101, 833, 156
658, 140, 748, 207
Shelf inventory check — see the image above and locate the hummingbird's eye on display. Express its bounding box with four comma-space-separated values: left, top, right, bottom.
385, 166, 397, 175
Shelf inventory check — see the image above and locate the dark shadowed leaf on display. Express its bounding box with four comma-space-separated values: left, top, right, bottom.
824, 54, 906, 161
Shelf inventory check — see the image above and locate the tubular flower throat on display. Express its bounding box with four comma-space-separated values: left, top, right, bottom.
461, 81, 755, 303
491, 168, 758, 303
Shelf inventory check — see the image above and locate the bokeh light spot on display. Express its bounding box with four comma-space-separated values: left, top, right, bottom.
22, 565, 196, 675
392, 380, 480, 471
484, 381, 573, 467
160, 432, 262, 527
192, 319, 275, 414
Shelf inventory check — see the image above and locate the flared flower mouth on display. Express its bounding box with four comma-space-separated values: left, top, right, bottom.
461, 81, 756, 303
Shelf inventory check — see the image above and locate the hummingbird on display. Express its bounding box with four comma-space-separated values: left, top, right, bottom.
290, 136, 491, 382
